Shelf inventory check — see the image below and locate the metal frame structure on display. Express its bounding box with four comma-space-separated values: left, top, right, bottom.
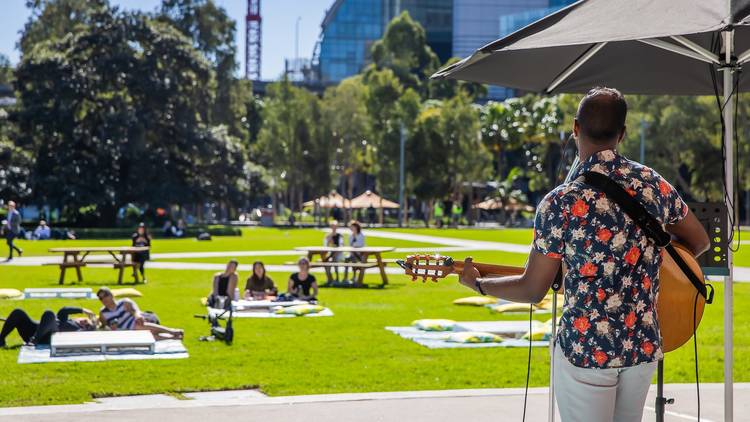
245, 0, 262, 80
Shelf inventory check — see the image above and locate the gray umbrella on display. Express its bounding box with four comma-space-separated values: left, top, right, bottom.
434, 1, 744, 421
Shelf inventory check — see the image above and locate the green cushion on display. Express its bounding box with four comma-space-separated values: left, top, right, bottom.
412, 319, 456, 332
447, 331, 503, 343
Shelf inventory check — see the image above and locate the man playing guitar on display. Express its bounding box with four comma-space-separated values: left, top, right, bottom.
459, 87, 710, 422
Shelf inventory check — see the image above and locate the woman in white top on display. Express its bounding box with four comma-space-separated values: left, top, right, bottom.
344, 220, 366, 283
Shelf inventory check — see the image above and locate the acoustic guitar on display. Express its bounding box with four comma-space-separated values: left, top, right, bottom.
397, 243, 707, 353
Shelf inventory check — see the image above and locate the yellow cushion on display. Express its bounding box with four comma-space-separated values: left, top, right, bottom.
488, 303, 535, 314
447, 331, 503, 344
412, 319, 456, 332
0, 289, 22, 299
275, 304, 325, 316
535, 294, 564, 310
110, 288, 143, 298
521, 320, 552, 341
453, 296, 496, 306
200, 297, 208, 306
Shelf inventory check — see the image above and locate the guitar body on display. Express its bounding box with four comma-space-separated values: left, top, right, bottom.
399, 243, 706, 353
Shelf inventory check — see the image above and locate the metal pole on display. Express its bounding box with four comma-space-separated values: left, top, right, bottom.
548, 293, 557, 422
639, 118, 646, 164
295, 17, 301, 79
398, 124, 406, 228
722, 28, 735, 422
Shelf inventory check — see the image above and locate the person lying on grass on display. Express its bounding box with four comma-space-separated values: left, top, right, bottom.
287, 257, 318, 302
96, 287, 183, 340
245, 261, 277, 300
0, 306, 97, 347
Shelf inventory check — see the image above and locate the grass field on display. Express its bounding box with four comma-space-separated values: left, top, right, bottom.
0, 227, 746, 407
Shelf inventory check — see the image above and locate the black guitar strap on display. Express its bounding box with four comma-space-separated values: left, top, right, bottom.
581, 171, 713, 304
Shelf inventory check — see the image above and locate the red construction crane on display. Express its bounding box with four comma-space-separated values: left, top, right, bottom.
245, 0, 261, 80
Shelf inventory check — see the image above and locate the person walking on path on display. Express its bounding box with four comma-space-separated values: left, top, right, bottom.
5, 201, 23, 261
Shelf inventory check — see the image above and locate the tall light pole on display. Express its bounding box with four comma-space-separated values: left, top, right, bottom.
398, 124, 406, 227
295, 16, 301, 78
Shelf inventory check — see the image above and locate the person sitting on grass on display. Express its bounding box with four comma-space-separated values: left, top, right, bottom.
0, 306, 97, 347
287, 257, 318, 302
245, 261, 277, 300
97, 287, 183, 340
211, 260, 239, 301
343, 220, 366, 283
33, 220, 51, 240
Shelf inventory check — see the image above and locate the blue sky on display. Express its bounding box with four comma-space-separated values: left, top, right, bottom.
0, 0, 332, 80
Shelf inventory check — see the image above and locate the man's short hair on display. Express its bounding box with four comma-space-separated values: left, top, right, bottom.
576, 87, 627, 143
97, 287, 112, 299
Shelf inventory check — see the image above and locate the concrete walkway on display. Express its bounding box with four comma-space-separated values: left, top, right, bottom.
0, 383, 744, 422
3, 228, 748, 281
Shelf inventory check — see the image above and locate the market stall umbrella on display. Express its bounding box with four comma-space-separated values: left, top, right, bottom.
302, 191, 349, 209
473, 198, 534, 212
434, 0, 747, 420
349, 190, 400, 209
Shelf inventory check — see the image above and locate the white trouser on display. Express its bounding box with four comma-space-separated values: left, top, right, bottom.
553, 347, 657, 422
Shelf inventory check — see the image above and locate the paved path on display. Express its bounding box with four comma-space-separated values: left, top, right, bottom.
3, 229, 748, 281
0, 383, 744, 422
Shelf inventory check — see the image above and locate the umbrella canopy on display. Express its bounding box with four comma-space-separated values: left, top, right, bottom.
349, 190, 400, 209
434, 1, 747, 420
302, 192, 349, 209
434, 0, 750, 95
473, 198, 534, 212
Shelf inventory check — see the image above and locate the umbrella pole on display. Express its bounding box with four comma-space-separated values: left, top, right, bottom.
722, 28, 735, 422
548, 293, 557, 422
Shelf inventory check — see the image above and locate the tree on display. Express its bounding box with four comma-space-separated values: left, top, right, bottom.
0, 54, 13, 85
320, 77, 372, 204
15, 5, 245, 224
20, 0, 96, 57
255, 79, 330, 213
368, 11, 440, 97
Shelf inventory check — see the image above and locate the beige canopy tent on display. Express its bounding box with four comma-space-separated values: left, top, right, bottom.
473, 198, 534, 213
349, 190, 400, 209
302, 191, 349, 209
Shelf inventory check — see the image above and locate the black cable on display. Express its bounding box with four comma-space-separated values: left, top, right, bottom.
522, 303, 533, 422
693, 291, 701, 421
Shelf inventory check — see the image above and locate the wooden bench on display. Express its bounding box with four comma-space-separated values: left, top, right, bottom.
50, 331, 156, 357
43, 261, 87, 285
309, 262, 379, 269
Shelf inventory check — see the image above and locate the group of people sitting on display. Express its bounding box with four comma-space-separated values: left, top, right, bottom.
209, 258, 318, 305
0, 287, 183, 347
324, 220, 366, 283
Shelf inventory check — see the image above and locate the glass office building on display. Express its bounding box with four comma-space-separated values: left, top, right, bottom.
453, 0, 576, 100
316, 0, 575, 95
317, 0, 453, 83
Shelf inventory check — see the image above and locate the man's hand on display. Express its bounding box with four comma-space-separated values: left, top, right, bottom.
459, 257, 481, 291
82, 308, 95, 319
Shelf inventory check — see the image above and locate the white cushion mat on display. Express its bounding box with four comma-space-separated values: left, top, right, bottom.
207, 307, 334, 319
18, 339, 188, 364
23, 288, 95, 299
385, 326, 549, 349
231, 299, 310, 310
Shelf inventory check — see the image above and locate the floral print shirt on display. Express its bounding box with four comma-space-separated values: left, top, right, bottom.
533, 149, 688, 368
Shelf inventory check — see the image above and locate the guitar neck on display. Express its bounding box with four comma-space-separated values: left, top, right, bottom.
451, 261, 525, 277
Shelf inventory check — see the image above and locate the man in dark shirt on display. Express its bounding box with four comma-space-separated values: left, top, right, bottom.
459, 88, 710, 422
0, 306, 96, 347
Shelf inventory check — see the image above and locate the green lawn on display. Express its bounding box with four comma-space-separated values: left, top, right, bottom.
0, 227, 746, 407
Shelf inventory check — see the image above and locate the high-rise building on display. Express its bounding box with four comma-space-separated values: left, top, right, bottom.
453, 0, 576, 99
315, 0, 453, 83
314, 0, 575, 97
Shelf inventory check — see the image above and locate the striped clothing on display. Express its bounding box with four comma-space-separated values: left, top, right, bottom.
100, 299, 137, 330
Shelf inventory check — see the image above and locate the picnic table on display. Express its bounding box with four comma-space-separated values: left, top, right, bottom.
294, 246, 395, 287
47, 247, 150, 285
